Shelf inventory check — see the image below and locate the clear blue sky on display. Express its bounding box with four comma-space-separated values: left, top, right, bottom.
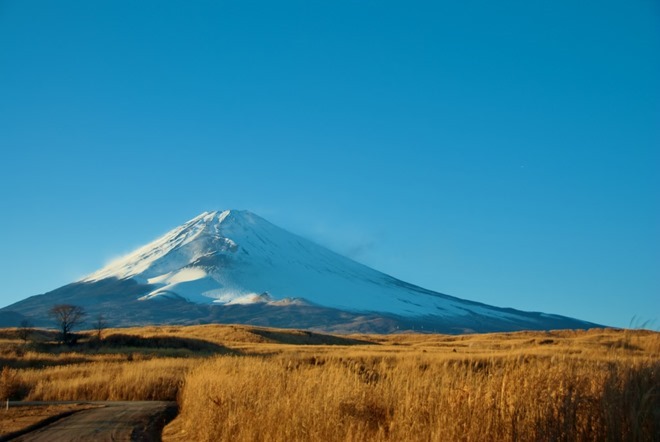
1, 1, 658, 329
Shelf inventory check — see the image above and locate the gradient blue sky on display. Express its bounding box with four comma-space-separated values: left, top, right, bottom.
1, 1, 658, 329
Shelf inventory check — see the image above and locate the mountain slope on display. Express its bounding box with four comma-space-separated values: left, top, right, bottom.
0, 210, 600, 333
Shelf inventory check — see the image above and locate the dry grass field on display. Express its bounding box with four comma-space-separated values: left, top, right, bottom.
0, 325, 658, 441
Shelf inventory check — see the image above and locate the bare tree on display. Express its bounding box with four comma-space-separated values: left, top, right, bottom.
17, 319, 34, 344
48, 304, 86, 345
93, 313, 107, 342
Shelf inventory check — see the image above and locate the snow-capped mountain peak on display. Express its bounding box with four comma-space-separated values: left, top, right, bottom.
1, 210, 600, 333
79, 210, 503, 318
83, 210, 236, 282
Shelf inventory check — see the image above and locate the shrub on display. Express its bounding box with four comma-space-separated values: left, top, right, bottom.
0, 366, 28, 400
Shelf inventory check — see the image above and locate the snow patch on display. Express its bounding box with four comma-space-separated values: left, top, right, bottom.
226, 293, 273, 305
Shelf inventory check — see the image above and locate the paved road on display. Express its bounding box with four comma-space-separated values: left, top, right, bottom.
9, 401, 177, 442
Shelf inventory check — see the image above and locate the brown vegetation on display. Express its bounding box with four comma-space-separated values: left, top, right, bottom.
0, 324, 658, 441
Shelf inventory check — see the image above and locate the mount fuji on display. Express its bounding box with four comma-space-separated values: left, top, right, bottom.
0, 210, 598, 333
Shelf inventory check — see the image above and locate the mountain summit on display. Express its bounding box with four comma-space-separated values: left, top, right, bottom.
0, 210, 599, 333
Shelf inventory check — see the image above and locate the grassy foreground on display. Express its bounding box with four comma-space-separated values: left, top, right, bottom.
0, 325, 658, 441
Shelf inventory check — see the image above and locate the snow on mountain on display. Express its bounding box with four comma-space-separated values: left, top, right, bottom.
0, 209, 600, 333
81, 210, 523, 321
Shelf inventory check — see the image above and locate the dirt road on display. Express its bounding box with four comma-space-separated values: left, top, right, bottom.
8, 401, 177, 442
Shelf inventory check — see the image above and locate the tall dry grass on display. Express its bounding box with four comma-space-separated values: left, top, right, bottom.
174, 352, 659, 441
0, 329, 221, 402
18, 357, 196, 401
1, 325, 658, 440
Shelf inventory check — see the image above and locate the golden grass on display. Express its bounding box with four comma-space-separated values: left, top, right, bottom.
171, 351, 658, 441
19, 358, 194, 401
1, 325, 658, 441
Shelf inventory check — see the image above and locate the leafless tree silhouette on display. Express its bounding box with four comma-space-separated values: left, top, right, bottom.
48, 304, 86, 345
